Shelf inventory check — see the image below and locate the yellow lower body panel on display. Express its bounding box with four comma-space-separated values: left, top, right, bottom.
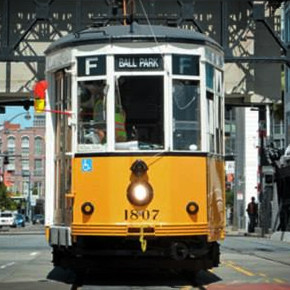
71, 223, 209, 237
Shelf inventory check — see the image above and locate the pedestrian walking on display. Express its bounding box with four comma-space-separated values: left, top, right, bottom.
246, 196, 258, 233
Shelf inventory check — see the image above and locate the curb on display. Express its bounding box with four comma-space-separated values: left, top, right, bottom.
0, 225, 45, 236
226, 229, 290, 243
270, 231, 290, 243
0, 231, 44, 235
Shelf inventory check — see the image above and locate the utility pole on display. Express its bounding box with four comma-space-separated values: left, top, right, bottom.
233, 107, 246, 230
258, 106, 269, 237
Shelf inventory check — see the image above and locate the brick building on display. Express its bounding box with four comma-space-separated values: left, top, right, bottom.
0, 114, 45, 217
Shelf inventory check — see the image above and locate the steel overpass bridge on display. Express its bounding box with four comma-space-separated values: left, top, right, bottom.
0, 0, 287, 107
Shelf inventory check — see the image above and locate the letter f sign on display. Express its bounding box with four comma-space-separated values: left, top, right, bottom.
85, 57, 99, 75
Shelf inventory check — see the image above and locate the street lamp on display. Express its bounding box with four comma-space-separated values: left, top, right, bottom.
22, 171, 32, 222
1, 111, 31, 133
1, 111, 31, 124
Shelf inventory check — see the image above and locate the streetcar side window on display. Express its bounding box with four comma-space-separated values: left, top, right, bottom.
77, 80, 107, 147
206, 63, 224, 154
172, 80, 200, 151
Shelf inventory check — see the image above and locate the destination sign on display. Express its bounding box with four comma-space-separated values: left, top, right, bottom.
172, 54, 199, 76
77, 55, 106, 76
115, 55, 163, 71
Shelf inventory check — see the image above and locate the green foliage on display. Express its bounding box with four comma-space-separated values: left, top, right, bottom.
32, 187, 38, 196
226, 189, 234, 207
14, 191, 22, 196
273, 102, 283, 121
0, 183, 17, 211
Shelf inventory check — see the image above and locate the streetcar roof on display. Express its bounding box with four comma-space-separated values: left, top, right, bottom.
45, 22, 222, 54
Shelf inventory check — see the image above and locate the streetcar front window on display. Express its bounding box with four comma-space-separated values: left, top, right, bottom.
115, 76, 164, 150
77, 80, 107, 147
172, 80, 200, 150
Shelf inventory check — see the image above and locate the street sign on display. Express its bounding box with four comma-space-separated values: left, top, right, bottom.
237, 192, 244, 200
82, 159, 93, 172
31, 196, 36, 206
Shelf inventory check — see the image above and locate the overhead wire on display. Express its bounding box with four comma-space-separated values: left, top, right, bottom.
137, 0, 169, 76
137, 0, 171, 162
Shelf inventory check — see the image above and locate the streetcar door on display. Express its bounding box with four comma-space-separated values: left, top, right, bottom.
54, 70, 72, 225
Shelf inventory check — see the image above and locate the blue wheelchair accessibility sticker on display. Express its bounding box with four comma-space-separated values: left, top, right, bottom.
82, 159, 92, 172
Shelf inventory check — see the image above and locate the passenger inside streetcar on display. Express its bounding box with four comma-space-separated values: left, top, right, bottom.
78, 80, 107, 144
116, 76, 164, 150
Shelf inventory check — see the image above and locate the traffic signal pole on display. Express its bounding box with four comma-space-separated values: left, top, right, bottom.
258, 106, 271, 237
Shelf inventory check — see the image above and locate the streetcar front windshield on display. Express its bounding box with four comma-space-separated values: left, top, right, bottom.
115, 76, 164, 150
77, 80, 107, 148
77, 77, 164, 151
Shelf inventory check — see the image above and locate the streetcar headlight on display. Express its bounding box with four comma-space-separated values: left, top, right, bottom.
127, 181, 153, 206
186, 201, 199, 215
81, 202, 94, 215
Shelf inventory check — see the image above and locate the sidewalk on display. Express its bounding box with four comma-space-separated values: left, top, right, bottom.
226, 226, 290, 243
0, 223, 45, 235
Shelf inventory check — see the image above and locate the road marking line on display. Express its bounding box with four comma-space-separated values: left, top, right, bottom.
258, 272, 286, 284
30, 252, 39, 256
0, 262, 15, 269
274, 278, 285, 283
226, 262, 255, 277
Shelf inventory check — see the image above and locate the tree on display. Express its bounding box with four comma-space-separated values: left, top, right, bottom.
0, 182, 17, 211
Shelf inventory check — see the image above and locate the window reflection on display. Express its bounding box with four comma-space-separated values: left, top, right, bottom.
115, 76, 164, 150
78, 80, 107, 145
173, 80, 200, 150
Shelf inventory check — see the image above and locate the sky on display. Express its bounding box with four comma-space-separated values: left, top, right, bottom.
0, 106, 34, 129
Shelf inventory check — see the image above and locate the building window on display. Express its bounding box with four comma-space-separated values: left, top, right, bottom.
7, 136, 16, 155
33, 181, 43, 197
21, 136, 30, 155
34, 137, 43, 155
21, 159, 30, 176
34, 115, 45, 127
22, 180, 29, 197
6, 157, 15, 171
34, 159, 43, 176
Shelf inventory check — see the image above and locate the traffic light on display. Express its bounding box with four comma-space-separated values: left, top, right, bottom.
33, 80, 48, 113
264, 173, 274, 201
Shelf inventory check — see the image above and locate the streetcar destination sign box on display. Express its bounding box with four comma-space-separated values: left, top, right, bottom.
77, 55, 106, 76
78, 54, 199, 75
172, 54, 200, 76
115, 55, 163, 71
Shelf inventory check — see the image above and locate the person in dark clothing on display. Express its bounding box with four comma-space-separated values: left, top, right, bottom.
247, 196, 258, 233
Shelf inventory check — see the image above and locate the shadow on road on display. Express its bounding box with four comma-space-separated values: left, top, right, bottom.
47, 265, 221, 289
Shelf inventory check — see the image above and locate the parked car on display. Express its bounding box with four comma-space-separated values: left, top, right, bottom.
32, 214, 44, 225
0, 211, 16, 228
14, 214, 25, 227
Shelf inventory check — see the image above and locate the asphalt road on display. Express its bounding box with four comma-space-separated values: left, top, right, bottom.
0, 229, 290, 289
